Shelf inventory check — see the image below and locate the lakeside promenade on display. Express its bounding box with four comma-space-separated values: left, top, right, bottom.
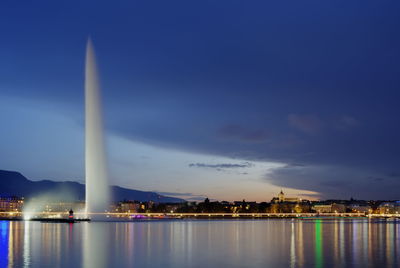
1, 211, 400, 220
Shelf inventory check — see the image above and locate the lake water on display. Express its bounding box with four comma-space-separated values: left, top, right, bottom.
0, 219, 399, 267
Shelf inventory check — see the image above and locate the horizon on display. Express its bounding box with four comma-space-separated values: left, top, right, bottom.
1, 1, 400, 201
2, 168, 400, 203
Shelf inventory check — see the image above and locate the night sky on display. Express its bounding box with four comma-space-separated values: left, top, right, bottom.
1, 1, 400, 201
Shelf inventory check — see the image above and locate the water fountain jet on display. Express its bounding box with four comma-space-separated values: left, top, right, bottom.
85, 38, 110, 216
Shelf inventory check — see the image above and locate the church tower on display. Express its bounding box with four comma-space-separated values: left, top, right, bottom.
278, 190, 285, 202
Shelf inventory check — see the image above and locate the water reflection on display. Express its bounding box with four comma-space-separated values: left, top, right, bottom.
340, 219, 345, 266
0, 221, 9, 267
290, 222, 295, 268
315, 219, 323, 268
0, 219, 398, 267
83, 222, 109, 268
23, 221, 30, 267
386, 221, 394, 266
362, 220, 368, 266
7, 222, 13, 268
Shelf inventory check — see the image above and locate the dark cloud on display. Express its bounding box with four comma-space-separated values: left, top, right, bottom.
2, 1, 400, 199
157, 192, 195, 197
157, 192, 206, 201
189, 162, 254, 169
284, 163, 307, 168
218, 125, 270, 143
386, 172, 400, 178
186, 196, 208, 202
288, 114, 322, 134
266, 165, 400, 200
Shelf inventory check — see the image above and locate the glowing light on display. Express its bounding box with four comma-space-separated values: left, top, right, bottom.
315, 219, 323, 268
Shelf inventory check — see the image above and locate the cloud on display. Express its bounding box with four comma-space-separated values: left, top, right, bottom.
334, 116, 360, 130
3, 0, 400, 200
297, 193, 322, 199
189, 162, 254, 169
186, 196, 209, 202
288, 114, 322, 134
156, 191, 206, 201
266, 164, 400, 200
284, 163, 307, 168
157, 191, 195, 197
218, 124, 270, 143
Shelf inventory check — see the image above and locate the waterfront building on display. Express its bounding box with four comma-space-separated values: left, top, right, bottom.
348, 204, 371, 213
116, 201, 141, 213
165, 204, 181, 213
44, 201, 85, 212
312, 203, 346, 213
0, 196, 23, 212
268, 190, 311, 213
271, 190, 300, 203
378, 201, 400, 214
268, 202, 311, 213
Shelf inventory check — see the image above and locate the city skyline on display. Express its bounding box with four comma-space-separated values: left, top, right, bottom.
1, 2, 400, 268
1, 1, 400, 201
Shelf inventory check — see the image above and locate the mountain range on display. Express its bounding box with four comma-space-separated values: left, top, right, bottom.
0, 170, 184, 203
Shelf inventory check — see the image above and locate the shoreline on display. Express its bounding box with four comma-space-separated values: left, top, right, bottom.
1, 214, 400, 222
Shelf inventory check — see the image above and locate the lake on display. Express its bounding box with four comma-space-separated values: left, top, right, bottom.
0, 219, 399, 267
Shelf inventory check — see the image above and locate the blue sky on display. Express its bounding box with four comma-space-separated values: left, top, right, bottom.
1, 1, 400, 200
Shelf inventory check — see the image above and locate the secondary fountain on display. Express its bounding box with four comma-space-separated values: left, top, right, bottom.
85, 38, 110, 216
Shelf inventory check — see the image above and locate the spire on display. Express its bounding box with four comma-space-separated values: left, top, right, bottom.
278, 189, 285, 202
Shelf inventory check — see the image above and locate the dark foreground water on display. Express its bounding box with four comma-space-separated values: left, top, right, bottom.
0, 219, 399, 267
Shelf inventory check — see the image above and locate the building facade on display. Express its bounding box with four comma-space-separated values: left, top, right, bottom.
312, 203, 346, 213
272, 190, 300, 203
0, 196, 24, 212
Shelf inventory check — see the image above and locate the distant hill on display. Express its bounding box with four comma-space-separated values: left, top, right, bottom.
0, 170, 184, 203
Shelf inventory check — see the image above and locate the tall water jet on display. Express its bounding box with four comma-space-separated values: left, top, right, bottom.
85, 38, 110, 215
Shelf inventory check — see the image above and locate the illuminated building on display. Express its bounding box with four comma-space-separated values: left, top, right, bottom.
43, 201, 85, 212
271, 190, 300, 203
312, 203, 346, 213
278, 190, 285, 202
116, 201, 141, 213
348, 204, 371, 213
378, 201, 400, 214
0, 196, 24, 212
